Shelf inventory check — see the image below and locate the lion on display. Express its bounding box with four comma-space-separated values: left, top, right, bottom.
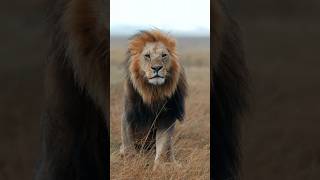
120, 30, 187, 170
212, 0, 249, 179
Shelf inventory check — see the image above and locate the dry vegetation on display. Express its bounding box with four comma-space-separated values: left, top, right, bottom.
110, 37, 210, 179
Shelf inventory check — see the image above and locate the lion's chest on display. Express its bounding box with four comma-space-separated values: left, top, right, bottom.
125, 80, 184, 132
130, 102, 167, 129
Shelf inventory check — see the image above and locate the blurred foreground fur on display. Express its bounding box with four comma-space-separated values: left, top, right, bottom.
36, 0, 108, 179
212, 0, 249, 179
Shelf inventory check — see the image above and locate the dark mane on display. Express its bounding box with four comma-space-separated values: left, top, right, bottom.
212, 0, 249, 179
124, 78, 186, 150
36, 0, 108, 179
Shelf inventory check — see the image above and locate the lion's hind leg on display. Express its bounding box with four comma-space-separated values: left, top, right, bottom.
120, 114, 135, 157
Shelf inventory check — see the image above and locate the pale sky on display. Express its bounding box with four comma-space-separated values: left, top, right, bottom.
110, 0, 210, 35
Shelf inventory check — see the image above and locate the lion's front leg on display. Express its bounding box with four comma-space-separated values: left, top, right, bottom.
120, 113, 135, 156
153, 125, 176, 170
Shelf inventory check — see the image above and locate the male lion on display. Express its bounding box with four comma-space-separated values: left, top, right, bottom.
120, 30, 187, 169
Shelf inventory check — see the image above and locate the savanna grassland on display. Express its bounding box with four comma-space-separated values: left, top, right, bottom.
110, 36, 210, 179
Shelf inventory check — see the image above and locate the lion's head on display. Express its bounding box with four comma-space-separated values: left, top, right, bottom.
126, 30, 183, 104
138, 41, 171, 85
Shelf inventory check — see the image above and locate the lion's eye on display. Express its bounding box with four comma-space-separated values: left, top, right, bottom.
162, 53, 167, 58
144, 54, 150, 59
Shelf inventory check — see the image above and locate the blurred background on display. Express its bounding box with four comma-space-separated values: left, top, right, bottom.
228, 0, 320, 179
111, 0, 209, 36
0, 1, 47, 180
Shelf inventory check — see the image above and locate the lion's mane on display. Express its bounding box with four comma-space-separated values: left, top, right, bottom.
126, 30, 186, 105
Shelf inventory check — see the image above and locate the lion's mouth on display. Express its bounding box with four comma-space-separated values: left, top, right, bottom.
148, 75, 165, 85
149, 75, 164, 79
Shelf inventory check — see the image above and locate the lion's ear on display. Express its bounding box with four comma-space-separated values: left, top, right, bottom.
160, 34, 177, 53
128, 38, 145, 56
166, 38, 176, 51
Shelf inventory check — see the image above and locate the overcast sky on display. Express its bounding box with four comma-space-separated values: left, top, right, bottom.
110, 0, 210, 36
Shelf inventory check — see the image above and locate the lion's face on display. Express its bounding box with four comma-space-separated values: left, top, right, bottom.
127, 30, 183, 104
140, 42, 171, 85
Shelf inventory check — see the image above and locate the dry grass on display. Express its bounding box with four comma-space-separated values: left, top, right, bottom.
110, 37, 210, 179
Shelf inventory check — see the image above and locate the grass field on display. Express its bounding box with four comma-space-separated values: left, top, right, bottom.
110, 36, 210, 179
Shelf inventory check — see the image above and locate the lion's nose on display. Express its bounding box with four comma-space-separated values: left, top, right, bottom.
151, 65, 163, 72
